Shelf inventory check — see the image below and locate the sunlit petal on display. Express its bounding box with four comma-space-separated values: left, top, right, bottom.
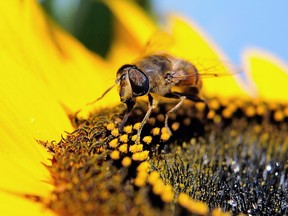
0, 1, 117, 113
105, 0, 157, 47
0, 65, 69, 214
0, 192, 55, 216
244, 49, 288, 102
0, 54, 74, 209
104, 0, 157, 70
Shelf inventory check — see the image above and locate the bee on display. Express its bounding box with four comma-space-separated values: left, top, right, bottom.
94, 53, 210, 143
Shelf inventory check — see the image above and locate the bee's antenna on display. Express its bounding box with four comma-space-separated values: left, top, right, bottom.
87, 84, 116, 105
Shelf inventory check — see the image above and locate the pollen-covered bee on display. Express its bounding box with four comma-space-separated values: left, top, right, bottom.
94, 53, 212, 143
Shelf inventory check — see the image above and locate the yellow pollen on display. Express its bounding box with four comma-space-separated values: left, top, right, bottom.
118, 144, 128, 153
133, 122, 141, 130
111, 128, 119, 137
110, 150, 120, 160
161, 133, 171, 141
207, 110, 216, 119
121, 156, 132, 167
131, 135, 138, 141
253, 125, 262, 134
213, 115, 221, 124
137, 161, 150, 172
267, 102, 277, 110
177, 193, 190, 208
109, 138, 119, 148
129, 144, 143, 153
143, 136, 152, 144
211, 208, 232, 216
274, 110, 285, 122
151, 127, 160, 136
227, 103, 237, 112
148, 171, 160, 184
160, 127, 171, 141
132, 151, 149, 161
152, 179, 164, 195
134, 174, 147, 187
119, 134, 128, 142
209, 98, 220, 110
177, 193, 209, 215
256, 104, 266, 115
134, 164, 149, 187
245, 106, 255, 117
195, 102, 206, 111
138, 170, 148, 178
195, 103, 206, 112
161, 127, 169, 133
123, 125, 133, 134
106, 122, 115, 131
160, 184, 174, 203
222, 108, 233, 118
171, 122, 180, 131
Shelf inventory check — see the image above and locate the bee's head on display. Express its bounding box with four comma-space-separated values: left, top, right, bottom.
116, 64, 149, 103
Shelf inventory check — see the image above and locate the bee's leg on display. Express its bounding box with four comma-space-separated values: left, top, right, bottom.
135, 94, 158, 144
164, 92, 209, 134
164, 96, 186, 135
119, 99, 136, 132
165, 91, 209, 121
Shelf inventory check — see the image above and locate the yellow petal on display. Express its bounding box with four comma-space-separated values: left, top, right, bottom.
0, 0, 80, 213
169, 15, 250, 98
106, 20, 143, 71
0, 54, 74, 185
105, 0, 157, 47
243, 49, 288, 102
104, 0, 157, 70
0, 1, 117, 113
0, 192, 55, 216
0, 57, 76, 204
0, 62, 68, 214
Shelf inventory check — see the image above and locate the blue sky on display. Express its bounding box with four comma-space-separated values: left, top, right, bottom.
153, 1, 288, 65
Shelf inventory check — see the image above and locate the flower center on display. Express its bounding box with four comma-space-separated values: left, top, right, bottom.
37, 97, 288, 215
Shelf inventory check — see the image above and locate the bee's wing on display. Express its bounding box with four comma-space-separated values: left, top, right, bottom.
141, 31, 175, 56
142, 33, 242, 73
174, 59, 242, 81
191, 58, 242, 75
139, 32, 243, 78
173, 72, 240, 80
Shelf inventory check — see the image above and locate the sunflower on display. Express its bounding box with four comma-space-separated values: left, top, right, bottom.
1, 0, 287, 215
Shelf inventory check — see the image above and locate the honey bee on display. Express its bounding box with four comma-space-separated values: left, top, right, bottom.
94, 53, 212, 143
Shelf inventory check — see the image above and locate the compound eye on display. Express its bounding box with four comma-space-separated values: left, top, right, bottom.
128, 68, 149, 96
120, 73, 126, 81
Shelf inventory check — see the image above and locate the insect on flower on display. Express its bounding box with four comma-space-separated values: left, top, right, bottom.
90, 34, 238, 143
